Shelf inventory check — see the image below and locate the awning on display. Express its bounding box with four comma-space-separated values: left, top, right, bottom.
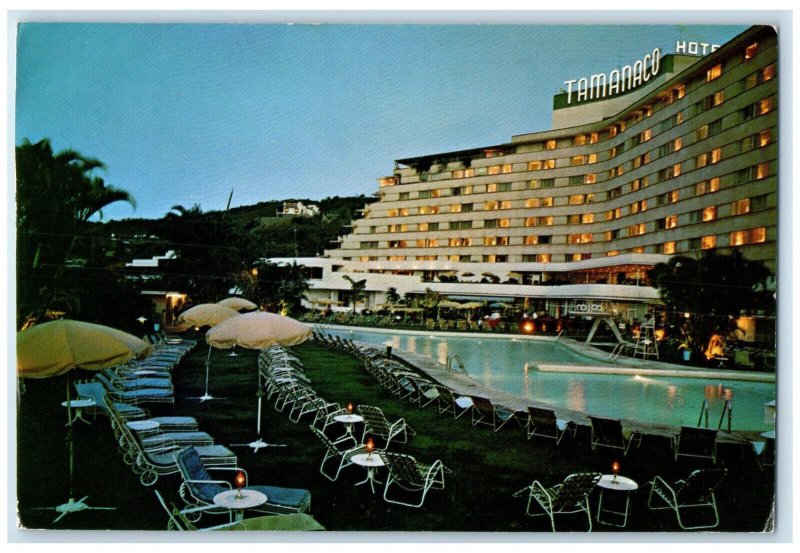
447, 296, 515, 303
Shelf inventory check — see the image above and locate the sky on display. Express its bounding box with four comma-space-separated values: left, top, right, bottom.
14, 18, 751, 221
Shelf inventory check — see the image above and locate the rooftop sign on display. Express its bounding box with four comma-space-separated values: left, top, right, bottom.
563, 48, 661, 105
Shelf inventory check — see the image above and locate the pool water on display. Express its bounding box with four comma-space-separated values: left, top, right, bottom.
325, 327, 776, 432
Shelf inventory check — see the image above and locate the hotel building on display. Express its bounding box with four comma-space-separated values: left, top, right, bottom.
275, 25, 777, 329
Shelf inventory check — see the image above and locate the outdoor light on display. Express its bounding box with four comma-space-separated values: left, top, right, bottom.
366, 436, 375, 459
347, 402, 353, 414
523, 321, 534, 334
234, 470, 246, 499
136, 316, 147, 324
611, 460, 621, 482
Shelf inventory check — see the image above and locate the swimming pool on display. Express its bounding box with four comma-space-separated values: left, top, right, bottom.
323, 326, 777, 432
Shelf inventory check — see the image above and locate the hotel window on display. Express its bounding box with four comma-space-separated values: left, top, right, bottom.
695, 177, 720, 196
758, 97, 774, 115
700, 235, 717, 250
633, 153, 650, 169
483, 254, 508, 263
388, 240, 407, 248
702, 206, 718, 222
573, 134, 587, 146
544, 159, 556, 169
388, 256, 406, 261
484, 219, 498, 229
662, 241, 676, 254
416, 256, 437, 261
570, 253, 592, 261
569, 194, 593, 205
524, 235, 539, 245
744, 42, 759, 60
484, 236, 509, 246
640, 128, 652, 143
569, 175, 584, 185
669, 190, 679, 203
418, 222, 438, 231
545, 139, 557, 150
609, 146, 618, 159
488, 164, 512, 175
762, 63, 776, 82
387, 209, 398, 217
537, 254, 551, 263
629, 199, 647, 214
589, 132, 599, 144
671, 138, 682, 152
400, 208, 410, 216
450, 220, 473, 230
416, 239, 438, 248
528, 160, 543, 171
585, 173, 597, 184
706, 63, 722, 82
499, 182, 512, 192
418, 205, 440, 215
360, 241, 379, 249
461, 203, 474, 213
452, 185, 473, 196
539, 197, 553, 207
730, 227, 767, 246
571, 155, 586, 166
540, 179, 555, 189
449, 238, 471, 247
399, 192, 410, 201
759, 129, 771, 147
751, 194, 768, 212
607, 208, 622, 220
581, 213, 594, 224
731, 198, 751, 216
452, 168, 475, 179
606, 250, 620, 257
486, 183, 498, 193
628, 223, 646, 236
568, 233, 593, 244
664, 215, 678, 229
756, 162, 770, 179
696, 125, 710, 141
604, 229, 619, 241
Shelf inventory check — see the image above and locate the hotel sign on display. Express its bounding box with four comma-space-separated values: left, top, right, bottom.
562, 41, 721, 106
563, 48, 661, 105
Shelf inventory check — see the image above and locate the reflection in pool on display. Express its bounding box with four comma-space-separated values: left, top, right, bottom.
325, 327, 776, 432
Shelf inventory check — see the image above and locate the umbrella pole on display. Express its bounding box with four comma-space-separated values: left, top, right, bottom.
200, 345, 214, 401
232, 371, 285, 453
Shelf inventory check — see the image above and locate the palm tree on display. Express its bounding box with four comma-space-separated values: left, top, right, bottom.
342, 275, 368, 314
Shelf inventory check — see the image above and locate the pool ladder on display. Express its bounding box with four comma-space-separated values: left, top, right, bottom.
446, 353, 468, 375
697, 399, 733, 432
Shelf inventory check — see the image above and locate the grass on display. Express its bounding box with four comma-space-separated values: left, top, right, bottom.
16, 341, 775, 534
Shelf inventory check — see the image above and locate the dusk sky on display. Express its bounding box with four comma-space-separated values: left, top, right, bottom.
14, 20, 750, 221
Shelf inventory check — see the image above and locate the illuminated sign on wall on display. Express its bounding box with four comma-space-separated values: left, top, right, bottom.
563, 48, 661, 105
675, 41, 720, 55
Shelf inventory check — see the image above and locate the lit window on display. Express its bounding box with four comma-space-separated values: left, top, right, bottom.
542, 197, 554, 207
488, 165, 501, 176
452, 170, 464, 179
543, 159, 556, 170
526, 198, 540, 208
388, 256, 406, 261
673, 163, 682, 177
662, 241, 676, 254
525, 217, 537, 227
585, 173, 596, 184
528, 161, 542, 171
744, 42, 759, 60
418, 206, 440, 215
731, 198, 751, 216
710, 148, 722, 164
589, 132, 599, 144
696, 178, 720, 196
664, 215, 678, 229
706, 64, 722, 81
673, 138, 682, 152
759, 129, 771, 147
399, 208, 409, 216
573, 134, 587, 146
587, 153, 597, 164
669, 190, 679, 203
415, 256, 437, 261
502, 164, 512, 174
696, 125, 709, 141
701, 235, 717, 250
567, 233, 593, 244
524, 235, 538, 245
572, 155, 586, 166
450, 204, 462, 213
702, 206, 717, 222
388, 209, 398, 217
581, 213, 594, 224
628, 223, 646, 236
712, 91, 724, 106
537, 254, 551, 263
486, 183, 498, 193
762, 64, 776, 81
641, 128, 652, 142
606, 250, 620, 257
418, 222, 430, 231
453, 185, 473, 196
485, 201, 499, 211
630, 246, 645, 254
758, 97, 774, 115
499, 219, 510, 228
545, 139, 557, 150
569, 194, 586, 205
756, 162, 770, 179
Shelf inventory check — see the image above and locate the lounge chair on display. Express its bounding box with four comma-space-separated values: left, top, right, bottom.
175, 447, 312, 518
673, 426, 718, 464
358, 405, 415, 448
404, 376, 440, 408
99, 368, 173, 390
96, 374, 175, 405
751, 433, 775, 470
379, 452, 447, 508
74, 380, 148, 421
470, 395, 520, 432
310, 425, 370, 481
513, 472, 602, 531
589, 416, 642, 455
647, 468, 727, 530
434, 385, 473, 419
526, 406, 574, 445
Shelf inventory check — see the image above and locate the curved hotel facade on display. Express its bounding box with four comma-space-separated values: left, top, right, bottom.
278, 25, 777, 327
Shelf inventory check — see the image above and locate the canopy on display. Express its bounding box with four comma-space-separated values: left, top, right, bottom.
206, 312, 312, 350
217, 297, 257, 311
459, 301, 486, 309
437, 300, 463, 309
178, 304, 239, 327
17, 319, 150, 379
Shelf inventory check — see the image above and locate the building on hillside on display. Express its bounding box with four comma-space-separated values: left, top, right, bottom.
279, 201, 320, 217
273, 26, 778, 336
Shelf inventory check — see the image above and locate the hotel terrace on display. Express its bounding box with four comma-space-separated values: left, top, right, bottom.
274, 26, 777, 328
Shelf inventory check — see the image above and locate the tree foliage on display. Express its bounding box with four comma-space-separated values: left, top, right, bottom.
342, 275, 368, 313
16, 138, 137, 328
647, 251, 774, 355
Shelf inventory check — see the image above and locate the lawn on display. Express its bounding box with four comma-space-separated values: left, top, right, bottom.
15, 340, 775, 534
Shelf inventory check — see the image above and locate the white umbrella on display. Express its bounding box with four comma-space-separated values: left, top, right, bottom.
217, 297, 258, 311
206, 312, 312, 451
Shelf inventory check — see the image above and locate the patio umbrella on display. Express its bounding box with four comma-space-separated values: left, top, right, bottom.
217, 297, 257, 311
16, 319, 150, 521
437, 300, 463, 308
489, 302, 511, 310
177, 303, 239, 328
206, 312, 312, 452
460, 272, 476, 278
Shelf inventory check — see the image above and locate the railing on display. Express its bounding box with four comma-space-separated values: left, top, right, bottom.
446, 353, 468, 375
697, 399, 733, 431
